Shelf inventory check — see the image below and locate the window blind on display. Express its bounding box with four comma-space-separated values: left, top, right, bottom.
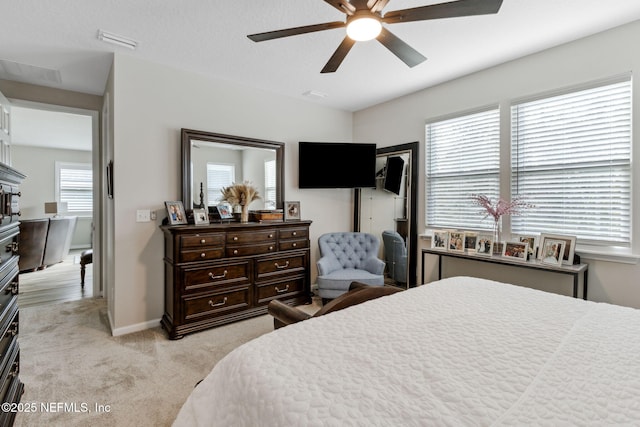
59, 165, 92, 212
426, 108, 500, 229
264, 160, 276, 209
207, 163, 234, 206
511, 79, 631, 245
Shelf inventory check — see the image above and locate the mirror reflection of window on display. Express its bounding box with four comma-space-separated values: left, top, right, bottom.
264, 160, 276, 210
206, 163, 235, 206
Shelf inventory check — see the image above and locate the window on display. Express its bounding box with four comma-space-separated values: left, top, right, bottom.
426, 108, 500, 230
511, 79, 632, 246
207, 163, 235, 206
264, 160, 276, 209
56, 162, 92, 213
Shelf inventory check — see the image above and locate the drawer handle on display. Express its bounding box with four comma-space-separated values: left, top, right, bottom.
275, 285, 290, 294
292, 243, 297, 247
268, 234, 274, 238
292, 231, 297, 236
10, 361, 18, 378
233, 236, 239, 241
274, 261, 290, 269
5, 321, 17, 337
5, 282, 17, 295
269, 246, 274, 251
208, 270, 228, 280
200, 239, 206, 244
233, 249, 239, 255
200, 252, 207, 258
209, 297, 228, 308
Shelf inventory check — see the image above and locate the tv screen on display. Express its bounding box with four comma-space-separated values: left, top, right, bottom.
299, 142, 376, 189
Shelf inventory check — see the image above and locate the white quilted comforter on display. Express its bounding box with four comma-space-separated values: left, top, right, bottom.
174, 276, 640, 426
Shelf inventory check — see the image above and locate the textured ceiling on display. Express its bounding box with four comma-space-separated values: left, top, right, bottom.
1, 1, 640, 112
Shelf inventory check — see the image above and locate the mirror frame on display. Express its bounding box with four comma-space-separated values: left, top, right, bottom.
181, 128, 285, 210
354, 141, 419, 288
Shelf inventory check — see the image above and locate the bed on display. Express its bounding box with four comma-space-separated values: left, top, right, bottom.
173, 276, 640, 426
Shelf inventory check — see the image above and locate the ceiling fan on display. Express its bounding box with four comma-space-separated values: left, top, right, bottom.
247, 0, 504, 73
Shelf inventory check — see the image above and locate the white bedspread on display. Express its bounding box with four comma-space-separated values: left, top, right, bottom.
174, 276, 640, 426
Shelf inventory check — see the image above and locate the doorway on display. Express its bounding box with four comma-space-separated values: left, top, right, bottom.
10, 101, 101, 306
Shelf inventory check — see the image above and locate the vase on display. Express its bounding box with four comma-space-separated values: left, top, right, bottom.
240, 204, 249, 223
493, 217, 502, 243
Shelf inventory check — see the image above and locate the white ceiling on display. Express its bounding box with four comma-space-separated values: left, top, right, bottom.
2, 0, 640, 114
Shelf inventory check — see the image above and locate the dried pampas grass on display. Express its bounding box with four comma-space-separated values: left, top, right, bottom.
220, 181, 260, 206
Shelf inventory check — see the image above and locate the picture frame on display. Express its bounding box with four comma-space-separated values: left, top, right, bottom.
284, 201, 301, 221
165, 201, 187, 225
540, 238, 566, 266
538, 233, 576, 265
216, 203, 234, 219
514, 234, 538, 260
492, 241, 504, 256
502, 241, 529, 262
193, 208, 209, 225
475, 234, 494, 256
448, 231, 465, 252
464, 232, 478, 253
431, 230, 449, 250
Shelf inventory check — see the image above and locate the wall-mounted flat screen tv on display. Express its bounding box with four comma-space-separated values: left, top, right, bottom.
298, 142, 376, 189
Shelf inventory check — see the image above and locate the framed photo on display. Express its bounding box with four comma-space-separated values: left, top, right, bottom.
284, 201, 301, 221
165, 201, 187, 225
193, 208, 209, 225
431, 230, 449, 250
540, 239, 566, 266
515, 234, 538, 260
502, 241, 528, 262
448, 231, 465, 252
475, 234, 494, 256
538, 233, 576, 265
464, 232, 478, 253
216, 203, 234, 219
492, 241, 504, 256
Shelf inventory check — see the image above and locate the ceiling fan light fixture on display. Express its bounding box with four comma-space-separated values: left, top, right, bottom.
346, 16, 382, 42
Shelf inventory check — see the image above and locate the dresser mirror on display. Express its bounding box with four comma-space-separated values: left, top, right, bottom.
181, 129, 284, 211
354, 142, 418, 288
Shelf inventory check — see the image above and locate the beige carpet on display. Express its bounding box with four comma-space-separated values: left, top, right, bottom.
14, 297, 319, 426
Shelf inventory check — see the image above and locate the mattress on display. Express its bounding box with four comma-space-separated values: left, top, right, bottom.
174, 276, 640, 426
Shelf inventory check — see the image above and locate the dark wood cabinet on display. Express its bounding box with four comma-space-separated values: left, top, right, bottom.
161, 220, 312, 339
0, 164, 25, 427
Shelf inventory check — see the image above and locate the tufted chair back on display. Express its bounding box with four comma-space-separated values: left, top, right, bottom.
318, 232, 381, 270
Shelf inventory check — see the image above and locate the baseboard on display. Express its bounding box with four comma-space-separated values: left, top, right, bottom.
111, 318, 161, 337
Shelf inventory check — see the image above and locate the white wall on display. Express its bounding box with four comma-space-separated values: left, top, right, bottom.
354, 20, 640, 308
109, 54, 354, 333
12, 144, 92, 248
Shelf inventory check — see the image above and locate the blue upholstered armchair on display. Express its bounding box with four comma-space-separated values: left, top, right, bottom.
316, 232, 385, 300
382, 230, 407, 284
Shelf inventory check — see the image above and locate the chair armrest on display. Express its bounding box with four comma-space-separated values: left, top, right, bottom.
315, 285, 403, 316
317, 255, 343, 276
268, 299, 312, 329
362, 257, 386, 275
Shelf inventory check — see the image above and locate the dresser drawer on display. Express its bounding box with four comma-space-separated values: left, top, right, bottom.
226, 243, 276, 257
256, 252, 306, 280
256, 278, 306, 304
179, 247, 225, 263
279, 227, 308, 240
0, 341, 18, 405
183, 287, 251, 320
182, 261, 250, 293
279, 239, 308, 251
227, 229, 276, 244
180, 233, 225, 249
0, 275, 17, 324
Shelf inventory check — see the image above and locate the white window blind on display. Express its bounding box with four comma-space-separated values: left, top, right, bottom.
511, 79, 631, 245
207, 163, 235, 206
264, 160, 276, 209
57, 163, 92, 213
426, 108, 500, 229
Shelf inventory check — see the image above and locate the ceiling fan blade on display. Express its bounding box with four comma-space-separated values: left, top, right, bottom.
377, 27, 426, 68
368, 0, 390, 13
383, 0, 503, 24
323, 0, 356, 15
349, 0, 371, 9
321, 37, 357, 73
248, 21, 345, 42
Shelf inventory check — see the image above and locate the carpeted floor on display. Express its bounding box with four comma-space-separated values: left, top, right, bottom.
14, 297, 318, 426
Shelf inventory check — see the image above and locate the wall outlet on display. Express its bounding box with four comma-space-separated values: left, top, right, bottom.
136, 209, 151, 222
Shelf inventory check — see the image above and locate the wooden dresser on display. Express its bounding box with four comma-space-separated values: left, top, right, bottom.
161, 220, 312, 339
0, 164, 24, 427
